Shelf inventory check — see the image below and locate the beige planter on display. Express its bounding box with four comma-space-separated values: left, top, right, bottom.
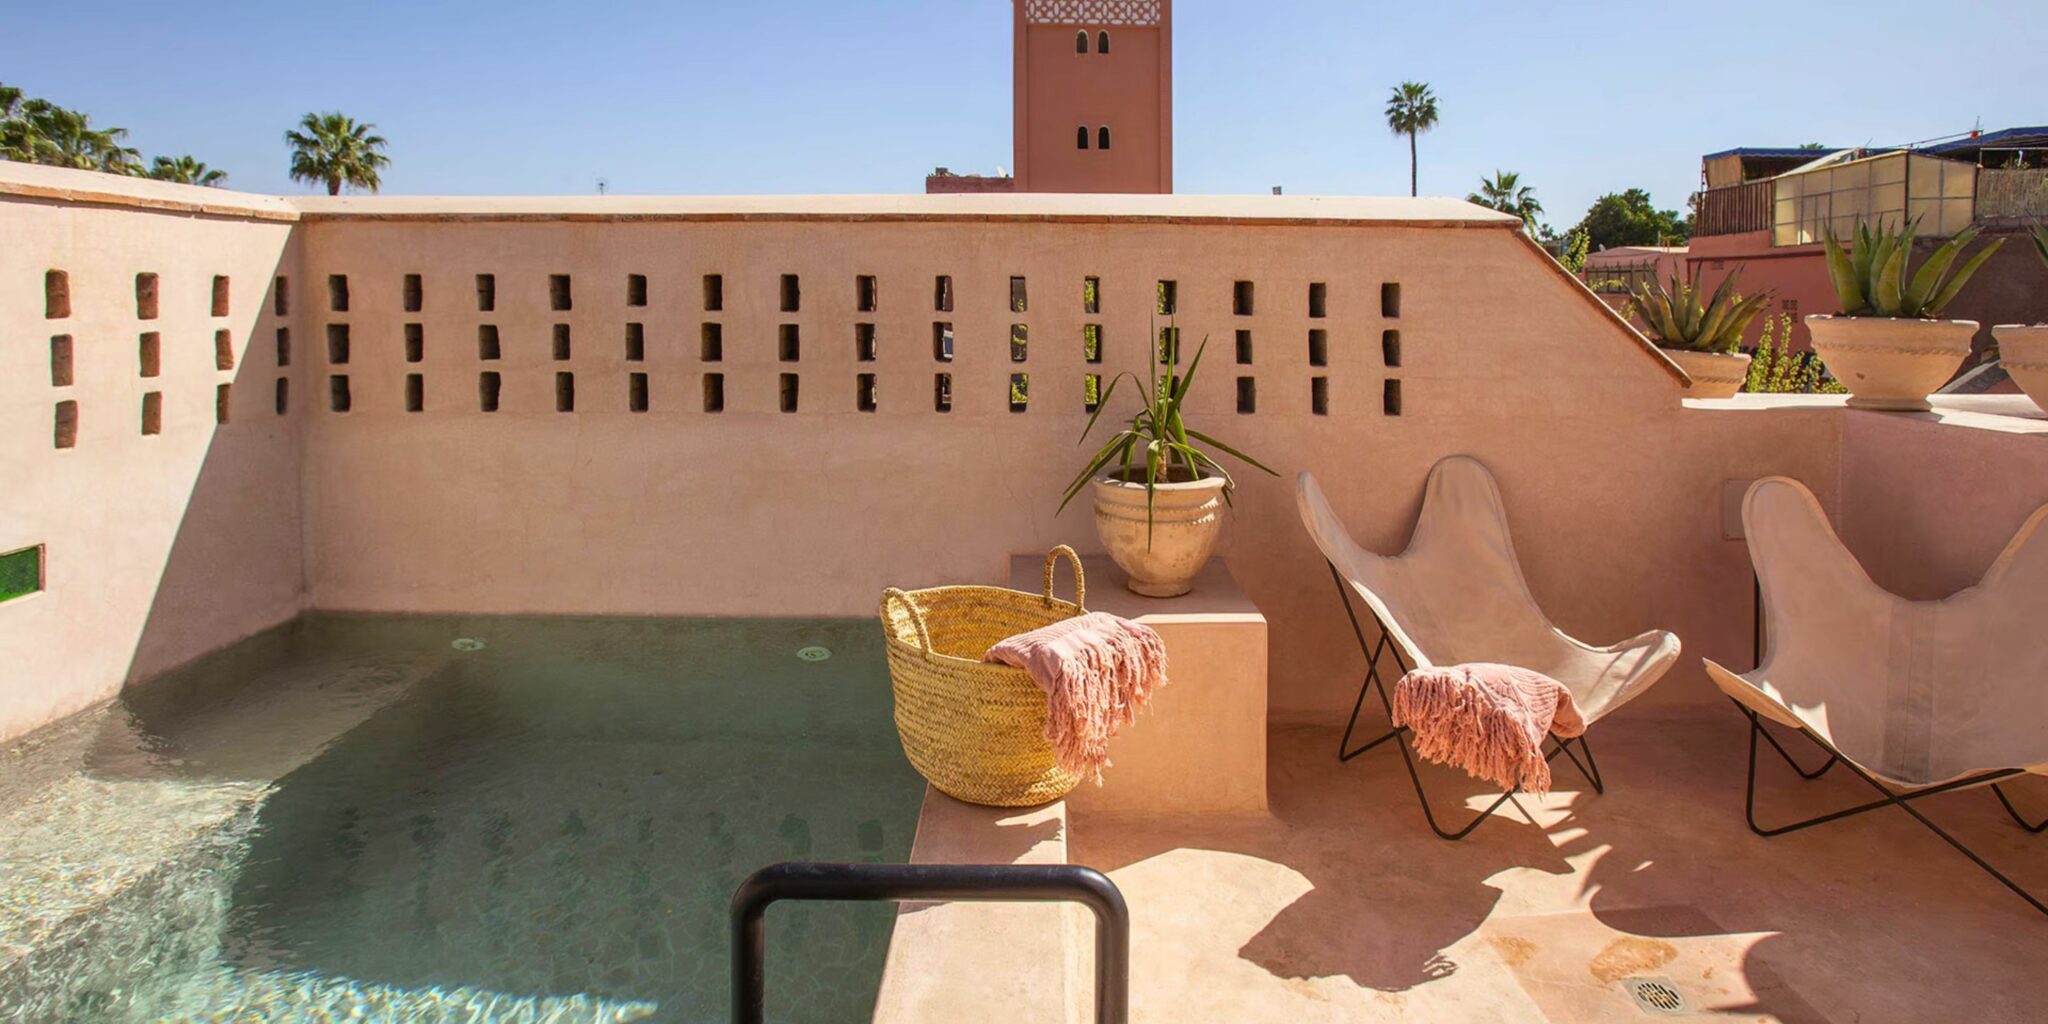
1092, 473, 1228, 597
1662, 348, 1752, 398
1993, 324, 2048, 413
1806, 314, 1977, 412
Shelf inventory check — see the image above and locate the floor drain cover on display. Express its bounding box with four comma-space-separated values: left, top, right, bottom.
451, 638, 486, 652
796, 646, 832, 662
1621, 977, 1687, 1016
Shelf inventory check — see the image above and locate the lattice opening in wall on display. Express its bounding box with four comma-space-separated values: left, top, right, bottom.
1011, 324, 1029, 362
857, 275, 878, 313
1022, 0, 1162, 27
625, 323, 645, 362
216, 383, 232, 424
1237, 377, 1256, 414
1382, 329, 1401, 367
328, 376, 350, 413
1156, 279, 1177, 315
550, 274, 573, 311
328, 274, 349, 312
627, 274, 648, 307
780, 274, 801, 313
403, 273, 423, 312
274, 276, 289, 316
142, 391, 164, 434
703, 373, 725, 412
1383, 379, 1403, 417
933, 322, 955, 362
856, 323, 878, 362
1309, 329, 1328, 367
553, 324, 573, 361
212, 275, 231, 317
406, 373, 424, 412
779, 373, 800, 413
1309, 282, 1328, 319
1233, 280, 1254, 316
1084, 324, 1103, 364
701, 323, 724, 361
934, 275, 954, 313
139, 332, 161, 378
46, 270, 70, 319
857, 373, 878, 412
1235, 329, 1253, 365
1382, 282, 1402, 318
1083, 276, 1101, 314
703, 274, 724, 312
328, 324, 351, 364
275, 378, 289, 415
780, 324, 801, 362
934, 373, 953, 412
54, 402, 78, 449
629, 372, 649, 412
1311, 376, 1329, 416
0, 546, 45, 603
479, 372, 502, 412
277, 327, 291, 366
1009, 373, 1029, 412
136, 273, 160, 320
1010, 276, 1028, 313
406, 323, 425, 363
50, 335, 73, 386
215, 329, 234, 371
556, 372, 576, 412
476, 274, 496, 312
479, 325, 502, 360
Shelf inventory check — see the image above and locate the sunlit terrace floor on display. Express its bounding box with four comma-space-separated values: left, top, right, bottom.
1072, 710, 2048, 1023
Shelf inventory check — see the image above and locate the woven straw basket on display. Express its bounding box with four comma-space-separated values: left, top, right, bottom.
879, 546, 1087, 807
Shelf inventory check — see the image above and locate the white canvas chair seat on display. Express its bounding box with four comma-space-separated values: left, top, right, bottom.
1704, 476, 2048, 789
1299, 455, 1680, 728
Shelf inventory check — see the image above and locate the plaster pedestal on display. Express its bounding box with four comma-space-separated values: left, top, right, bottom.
1007, 554, 1268, 816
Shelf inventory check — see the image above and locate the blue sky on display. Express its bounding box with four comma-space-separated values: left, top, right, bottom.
8, 0, 2044, 229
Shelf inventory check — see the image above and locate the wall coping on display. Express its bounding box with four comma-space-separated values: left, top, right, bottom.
1684, 393, 2048, 437
0, 161, 299, 222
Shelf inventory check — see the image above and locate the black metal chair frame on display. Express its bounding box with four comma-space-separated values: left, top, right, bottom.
1327, 561, 1604, 841
1739, 578, 2048, 916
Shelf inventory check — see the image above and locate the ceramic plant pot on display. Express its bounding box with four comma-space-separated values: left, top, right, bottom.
1662, 348, 1753, 399
1092, 472, 1228, 597
1805, 314, 1977, 412
1993, 324, 2048, 413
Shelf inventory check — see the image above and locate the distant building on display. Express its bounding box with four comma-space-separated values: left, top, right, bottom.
928, 0, 1173, 194
1687, 128, 2048, 370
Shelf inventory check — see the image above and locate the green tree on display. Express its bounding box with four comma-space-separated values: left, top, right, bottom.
1383, 81, 1439, 197
27, 103, 142, 174
286, 112, 390, 195
1571, 188, 1690, 249
1468, 170, 1543, 232
149, 155, 227, 186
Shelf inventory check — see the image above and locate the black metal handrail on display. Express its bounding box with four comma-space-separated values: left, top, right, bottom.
730, 861, 1129, 1024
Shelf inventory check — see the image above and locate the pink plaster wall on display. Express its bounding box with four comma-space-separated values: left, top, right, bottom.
0, 167, 305, 742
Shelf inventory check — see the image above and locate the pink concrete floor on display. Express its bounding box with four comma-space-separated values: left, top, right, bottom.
1071, 709, 2048, 1022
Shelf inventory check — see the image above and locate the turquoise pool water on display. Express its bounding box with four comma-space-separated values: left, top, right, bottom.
0, 615, 924, 1024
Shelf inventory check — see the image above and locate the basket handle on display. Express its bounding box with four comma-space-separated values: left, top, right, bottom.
1042, 545, 1086, 610
880, 588, 935, 661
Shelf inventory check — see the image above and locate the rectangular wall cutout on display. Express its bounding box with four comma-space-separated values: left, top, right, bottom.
1008, 373, 1029, 412
701, 323, 723, 361
703, 274, 723, 311
478, 325, 501, 360
1311, 376, 1329, 416
779, 373, 799, 412
1309, 282, 1327, 318
476, 274, 496, 312
0, 546, 42, 603
328, 376, 350, 413
274, 276, 289, 316
139, 332, 161, 377
1084, 373, 1102, 413
1010, 324, 1028, 362
211, 275, 231, 316
1009, 275, 1028, 313
1383, 379, 1403, 416
933, 322, 954, 361
779, 324, 801, 362
1381, 282, 1402, 318
627, 273, 648, 307
1083, 276, 1101, 314
625, 323, 645, 362
327, 274, 349, 312
54, 402, 78, 448
327, 324, 350, 364
275, 378, 288, 415
550, 274, 573, 311
857, 373, 877, 412
1235, 329, 1254, 365
215, 329, 234, 370
856, 323, 877, 362
142, 390, 164, 433
553, 323, 572, 361
1157, 326, 1180, 365
50, 335, 73, 386
136, 273, 160, 319
277, 327, 291, 366
1083, 324, 1103, 364
556, 372, 575, 412
216, 383, 232, 424
45, 270, 69, 319
405, 323, 425, 362
479, 372, 501, 412
1233, 280, 1255, 316
1308, 329, 1328, 367
934, 372, 953, 412
934, 275, 953, 312
403, 273, 423, 312
1156, 279, 1177, 315
1236, 376, 1256, 413
779, 274, 801, 313
405, 373, 424, 412
1381, 329, 1401, 367
702, 373, 725, 412
857, 274, 878, 313
629, 372, 649, 412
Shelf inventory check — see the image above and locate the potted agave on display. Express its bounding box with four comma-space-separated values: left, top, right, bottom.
1629, 269, 1772, 398
1810, 219, 2004, 411
1991, 223, 2048, 413
1059, 331, 1276, 597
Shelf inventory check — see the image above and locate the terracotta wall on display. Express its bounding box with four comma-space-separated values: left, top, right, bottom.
0, 166, 305, 741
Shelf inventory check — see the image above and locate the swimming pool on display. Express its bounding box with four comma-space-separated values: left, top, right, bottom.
0, 615, 924, 1023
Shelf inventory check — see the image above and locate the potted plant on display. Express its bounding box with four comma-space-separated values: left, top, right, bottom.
1991, 223, 2048, 412
1628, 269, 1772, 398
1059, 330, 1275, 597
1809, 219, 2004, 411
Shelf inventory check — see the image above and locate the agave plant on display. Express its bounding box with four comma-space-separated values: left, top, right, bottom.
1058, 327, 1276, 543
1823, 218, 2004, 319
1628, 269, 1772, 354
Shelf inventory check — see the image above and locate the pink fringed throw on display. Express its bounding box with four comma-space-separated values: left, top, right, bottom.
984, 611, 1169, 785
1390, 662, 1584, 795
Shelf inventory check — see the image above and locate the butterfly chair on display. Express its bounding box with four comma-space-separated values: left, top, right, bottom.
1704, 476, 2048, 915
1298, 455, 1681, 840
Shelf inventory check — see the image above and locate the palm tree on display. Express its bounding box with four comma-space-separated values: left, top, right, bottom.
29, 104, 141, 174
150, 155, 227, 186
1383, 81, 1439, 197
285, 112, 389, 195
1467, 170, 1543, 232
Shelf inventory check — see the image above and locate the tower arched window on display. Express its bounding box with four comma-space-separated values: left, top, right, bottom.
1077, 126, 1090, 150
1098, 125, 1112, 150
1075, 30, 1088, 53
1098, 31, 1111, 53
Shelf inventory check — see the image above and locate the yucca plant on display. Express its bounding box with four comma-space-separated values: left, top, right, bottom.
1058, 327, 1276, 544
1628, 269, 1772, 354
1823, 218, 2004, 319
